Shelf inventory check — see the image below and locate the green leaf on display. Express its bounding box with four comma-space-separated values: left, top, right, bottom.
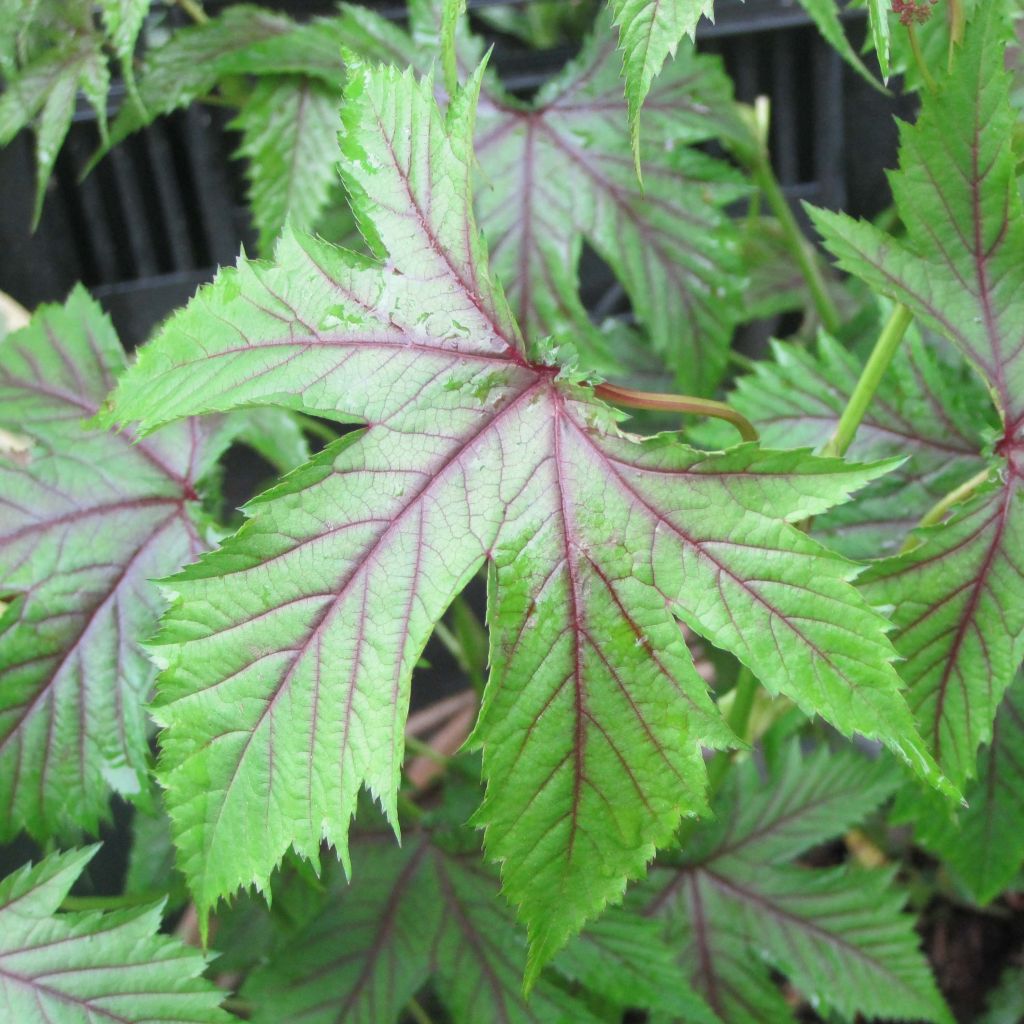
607, 0, 715, 165
105, 59, 951, 978
708, 331, 990, 558
638, 745, 951, 1024
0, 28, 109, 225
106, 6, 372, 147
243, 834, 602, 1023
812, 2, 1024, 787
861, 479, 1024, 786
866, 0, 893, 78
232, 76, 345, 255
97, 0, 148, 64
0, 287, 224, 840
473, 16, 747, 392
555, 906, 721, 1022
895, 672, 1024, 904
811, 3, 1023, 428
797, 0, 885, 91
981, 958, 1024, 1024
0, 846, 230, 1022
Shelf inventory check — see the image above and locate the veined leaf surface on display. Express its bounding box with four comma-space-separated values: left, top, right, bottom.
896, 672, 1024, 904
813, 3, 1024, 786
638, 746, 951, 1024
106, 59, 950, 977
607, 0, 715, 164
0, 288, 222, 839
471, 16, 746, 393
0, 846, 229, 1023
706, 332, 990, 558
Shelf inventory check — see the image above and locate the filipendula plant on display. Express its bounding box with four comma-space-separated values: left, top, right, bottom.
1, 1, 1023, 1022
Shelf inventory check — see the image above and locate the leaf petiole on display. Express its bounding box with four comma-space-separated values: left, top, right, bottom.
594, 382, 758, 443
739, 119, 842, 335
907, 23, 938, 94
899, 466, 993, 553
822, 304, 913, 458
176, 0, 209, 25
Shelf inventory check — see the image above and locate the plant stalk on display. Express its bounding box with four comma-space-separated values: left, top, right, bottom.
823, 304, 913, 458
176, 0, 209, 24
594, 382, 758, 443
749, 151, 842, 336
706, 666, 759, 795
907, 24, 938, 94
948, 0, 966, 70
405, 997, 438, 1024
900, 466, 992, 553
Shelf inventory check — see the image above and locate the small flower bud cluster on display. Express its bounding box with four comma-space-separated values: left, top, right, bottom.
891, 0, 939, 26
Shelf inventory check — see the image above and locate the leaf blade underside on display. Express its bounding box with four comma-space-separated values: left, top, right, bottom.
106, 59, 950, 975
707, 331, 990, 559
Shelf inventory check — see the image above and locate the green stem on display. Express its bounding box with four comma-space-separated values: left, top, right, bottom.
594, 382, 758, 443
176, 0, 209, 24
823, 304, 913, 458
907, 23, 937, 94
397, 792, 425, 823
405, 734, 451, 767
705, 666, 759, 795
948, 0, 966, 70
404, 997, 437, 1024
900, 466, 992, 553
750, 151, 842, 336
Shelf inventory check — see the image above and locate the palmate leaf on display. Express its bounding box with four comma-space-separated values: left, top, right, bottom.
895, 672, 1024, 904
706, 331, 990, 558
0, 287, 227, 840
0, 846, 230, 1023
470, 13, 747, 393
554, 905, 720, 1022
242, 833, 605, 1024
105, 58, 951, 979
637, 745, 951, 1024
812, 1, 1024, 787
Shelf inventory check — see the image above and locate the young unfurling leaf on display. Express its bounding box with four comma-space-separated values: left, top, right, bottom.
105, 58, 951, 978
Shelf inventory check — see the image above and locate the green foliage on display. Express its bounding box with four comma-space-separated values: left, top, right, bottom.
231, 76, 345, 254
707, 329, 991, 558
638, 745, 951, 1024
0, 846, 230, 1022
0, 288, 217, 838
100, 53, 956, 981
2, 0, 1024, 1020
0, 4, 110, 225
467, 12, 747, 392
895, 672, 1024, 904
813, 0, 1024, 788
